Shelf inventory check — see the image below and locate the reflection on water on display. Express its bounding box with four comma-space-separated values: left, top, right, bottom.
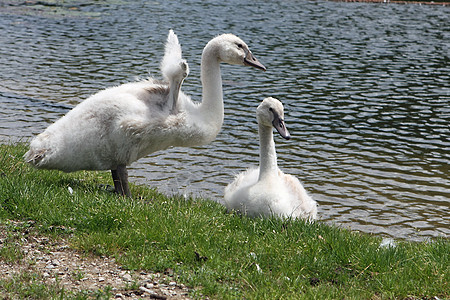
1, 0, 449, 241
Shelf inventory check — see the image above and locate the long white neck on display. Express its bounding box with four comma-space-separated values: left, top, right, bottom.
198, 40, 224, 133
258, 124, 278, 181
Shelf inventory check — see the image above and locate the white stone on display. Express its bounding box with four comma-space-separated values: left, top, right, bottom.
145, 283, 154, 289
123, 273, 132, 281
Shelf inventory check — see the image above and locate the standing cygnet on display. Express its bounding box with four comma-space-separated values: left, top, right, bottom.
25, 30, 266, 197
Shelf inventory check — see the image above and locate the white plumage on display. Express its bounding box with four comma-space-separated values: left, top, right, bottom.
161, 30, 188, 113
224, 97, 318, 221
161, 30, 184, 81
25, 30, 266, 196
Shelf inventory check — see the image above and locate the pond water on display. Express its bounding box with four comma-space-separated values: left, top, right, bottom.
1, 0, 449, 241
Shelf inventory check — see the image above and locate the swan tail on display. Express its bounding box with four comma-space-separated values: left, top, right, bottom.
24, 132, 53, 167
24, 148, 47, 167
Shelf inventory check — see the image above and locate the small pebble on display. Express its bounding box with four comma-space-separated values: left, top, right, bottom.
123, 273, 132, 281
139, 286, 153, 293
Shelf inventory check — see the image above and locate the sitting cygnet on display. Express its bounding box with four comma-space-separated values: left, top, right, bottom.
224, 97, 317, 221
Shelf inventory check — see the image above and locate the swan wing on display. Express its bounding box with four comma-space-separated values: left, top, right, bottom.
161, 30, 182, 78
160, 30, 189, 113
280, 172, 318, 220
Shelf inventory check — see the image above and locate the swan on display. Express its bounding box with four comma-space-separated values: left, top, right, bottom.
224, 97, 317, 221
25, 30, 266, 197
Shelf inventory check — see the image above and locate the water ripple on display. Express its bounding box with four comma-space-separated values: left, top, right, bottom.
1, 0, 449, 241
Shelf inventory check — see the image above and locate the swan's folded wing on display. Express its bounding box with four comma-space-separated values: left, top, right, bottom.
119, 112, 186, 138
119, 118, 157, 138
280, 172, 318, 220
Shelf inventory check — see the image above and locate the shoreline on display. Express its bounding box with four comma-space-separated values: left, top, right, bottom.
328, 0, 449, 5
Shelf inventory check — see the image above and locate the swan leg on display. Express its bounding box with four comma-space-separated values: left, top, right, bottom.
111, 165, 131, 197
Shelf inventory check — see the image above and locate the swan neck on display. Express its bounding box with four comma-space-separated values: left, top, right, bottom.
199, 42, 224, 122
258, 124, 278, 181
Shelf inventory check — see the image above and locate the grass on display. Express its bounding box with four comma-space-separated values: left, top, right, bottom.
0, 143, 449, 299
0, 271, 113, 299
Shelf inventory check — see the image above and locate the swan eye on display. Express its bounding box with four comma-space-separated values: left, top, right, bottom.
237, 43, 243, 49
269, 107, 273, 112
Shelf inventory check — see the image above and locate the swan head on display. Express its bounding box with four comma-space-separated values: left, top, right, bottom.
257, 97, 290, 140
207, 34, 266, 71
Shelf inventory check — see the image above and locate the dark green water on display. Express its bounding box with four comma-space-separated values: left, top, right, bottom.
1, 0, 449, 241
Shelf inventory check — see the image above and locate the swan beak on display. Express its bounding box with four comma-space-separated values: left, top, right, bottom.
273, 118, 291, 140
244, 50, 266, 71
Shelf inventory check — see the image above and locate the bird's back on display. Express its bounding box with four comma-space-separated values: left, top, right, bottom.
25, 81, 176, 172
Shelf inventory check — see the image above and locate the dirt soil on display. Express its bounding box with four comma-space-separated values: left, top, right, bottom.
0, 220, 193, 299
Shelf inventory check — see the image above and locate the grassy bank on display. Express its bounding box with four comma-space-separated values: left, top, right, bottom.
0, 143, 448, 299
